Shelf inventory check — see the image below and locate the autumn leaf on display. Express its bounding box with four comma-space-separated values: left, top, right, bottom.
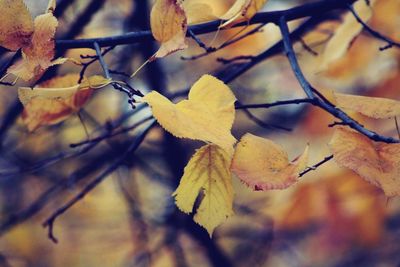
182, 1, 217, 24
329, 127, 400, 197
219, 0, 268, 28
19, 74, 110, 131
0, 0, 34, 51
8, 11, 62, 82
231, 133, 309, 191
319, 0, 375, 70
142, 74, 237, 152
334, 93, 400, 119
150, 0, 188, 59
173, 144, 234, 236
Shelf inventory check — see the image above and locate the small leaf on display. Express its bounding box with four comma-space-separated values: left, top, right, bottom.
19, 74, 110, 131
329, 127, 400, 197
0, 0, 34, 51
150, 0, 188, 59
173, 144, 234, 236
143, 75, 237, 152
231, 133, 309, 190
319, 0, 375, 70
219, 0, 268, 28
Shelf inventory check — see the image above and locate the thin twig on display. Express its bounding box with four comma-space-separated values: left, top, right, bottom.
42, 120, 156, 243
347, 4, 400, 51
299, 155, 334, 177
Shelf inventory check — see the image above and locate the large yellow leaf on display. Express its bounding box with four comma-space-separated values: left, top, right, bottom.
219, 0, 268, 28
231, 133, 309, 190
150, 0, 188, 59
0, 0, 34, 51
8, 12, 61, 82
173, 144, 234, 236
334, 93, 400, 119
319, 0, 375, 70
329, 127, 400, 197
142, 75, 237, 152
19, 74, 110, 132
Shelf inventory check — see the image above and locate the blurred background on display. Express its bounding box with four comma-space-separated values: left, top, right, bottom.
0, 0, 400, 266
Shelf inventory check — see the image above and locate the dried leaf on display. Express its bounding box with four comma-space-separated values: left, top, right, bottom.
231, 133, 309, 190
334, 93, 400, 119
143, 75, 236, 152
8, 12, 62, 81
329, 127, 400, 197
19, 74, 110, 131
319, 0, 375, 70
150, 0, 188, 58
0, 0, 34, 51
173, 144, 234, 236
219, 0, 268, 28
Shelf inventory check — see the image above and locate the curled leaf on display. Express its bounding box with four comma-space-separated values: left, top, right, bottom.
150, 0, 188, 59
143, 75, 236, 152
0, 0, 34, 51
329, 127, 400, 197
219, 0, 268, 28
173, 144, 234, 236
231, 133, 309, 191
19, 74, 110, 131
182, 1, 217, 24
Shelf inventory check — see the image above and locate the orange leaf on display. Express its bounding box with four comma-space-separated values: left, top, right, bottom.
150, 0, 188, 59
19, 74, 110, 132
334, 93, 400, 119
231, 133, 309, 191
329, 127, 400, 197
0, 0, 34, 51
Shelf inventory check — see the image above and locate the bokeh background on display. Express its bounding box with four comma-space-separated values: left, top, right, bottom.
0, 0, 400, 266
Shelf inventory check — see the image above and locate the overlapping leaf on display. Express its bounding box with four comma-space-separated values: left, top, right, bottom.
1, 0, 65, 82
150, 0, 188, 59
19, 74, 110, 131
231, 133, 309, 191
329, 127, 400, 197
173, 144, 234, 236
142, 74, 237, 152
219, 0, 268, 28
319, 0, 375, 70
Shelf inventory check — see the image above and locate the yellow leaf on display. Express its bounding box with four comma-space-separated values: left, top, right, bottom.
7, 10, 62, 81
19, 74, 109, 132
150, 0, 188, 58
142, 75, 237, 152
182, 1, 217, 24
329, 127, 400, 197
231, 133, 309, 190
0, 0, 34, 51
173, 144, 234, 236
334, 93, 400, 119
319, 0, 375, 70
219, 0, 268, 28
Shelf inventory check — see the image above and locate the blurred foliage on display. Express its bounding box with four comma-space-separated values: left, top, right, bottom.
0, 0, 400, 266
